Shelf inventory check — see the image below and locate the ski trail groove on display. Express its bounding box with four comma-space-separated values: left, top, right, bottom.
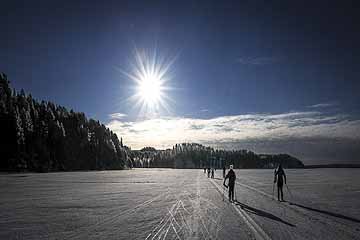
149, 174, 222, 239
210, 178, 272, 240
235, 178, 360, 235
146, 188, 202, 240
149, 200, 182, 239
230, 174, 360, 239
145, 200, 181, 239
66, 189, 170, 240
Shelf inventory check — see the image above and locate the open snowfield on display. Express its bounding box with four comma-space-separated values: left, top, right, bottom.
1, 168, 360, 240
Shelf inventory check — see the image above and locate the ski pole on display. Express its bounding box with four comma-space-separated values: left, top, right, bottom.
285, 183, 293, 200
223, 184, 225, 201
223, 180, 226, 202
234, 184, 237, 202
273, 168, 277, 200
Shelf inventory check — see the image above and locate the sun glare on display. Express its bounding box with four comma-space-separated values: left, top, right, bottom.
122, 48, 176, 116
138, 72, 162, 105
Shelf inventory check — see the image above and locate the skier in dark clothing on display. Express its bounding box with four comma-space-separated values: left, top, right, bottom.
223, 165, 236, 202
211, 168, 214, 178
204, 168, 206, 173
274, 164, 287, 201
207, 168, 211, 178
222, 166, 226, 178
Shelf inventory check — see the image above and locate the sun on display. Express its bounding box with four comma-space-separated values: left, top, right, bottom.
137, 72, 163, 106
122, 48, 176, 116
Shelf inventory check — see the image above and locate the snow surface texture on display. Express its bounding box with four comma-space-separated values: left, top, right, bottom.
0, 169, 360, 239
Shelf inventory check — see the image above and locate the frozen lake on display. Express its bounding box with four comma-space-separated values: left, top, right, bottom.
1, 168, 360, 239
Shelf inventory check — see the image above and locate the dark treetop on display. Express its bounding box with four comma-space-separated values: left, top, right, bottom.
0, 73, 131, 172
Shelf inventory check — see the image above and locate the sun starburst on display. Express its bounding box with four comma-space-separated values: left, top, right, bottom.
122, 48, 176, 117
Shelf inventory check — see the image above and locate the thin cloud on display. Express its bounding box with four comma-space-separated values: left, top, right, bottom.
107, 110, 360, 164
108, 112, 128, 120
107, 111, 360, 164
308, 103, 337, 108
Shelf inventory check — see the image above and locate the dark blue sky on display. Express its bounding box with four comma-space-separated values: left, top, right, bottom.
1, 1, 360, 162
2, 0, 359, 120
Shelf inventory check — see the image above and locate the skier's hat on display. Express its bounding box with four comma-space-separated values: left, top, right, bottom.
230, 165, 233, 169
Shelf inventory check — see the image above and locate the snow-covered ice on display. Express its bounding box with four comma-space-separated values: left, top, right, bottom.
0, 168, 359, 239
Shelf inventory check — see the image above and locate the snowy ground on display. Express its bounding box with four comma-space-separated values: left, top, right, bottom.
1, 168, 360, 239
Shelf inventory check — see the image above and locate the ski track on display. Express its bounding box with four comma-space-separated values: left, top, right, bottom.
210, 178, 272, 240
66, 188, 172, 240
232, 177, 359, 239
3, 169, 359, 240
70, 177, 194, 240
144, 170, 346, 240
145, 172, 229, 240
213, 172, 359, 240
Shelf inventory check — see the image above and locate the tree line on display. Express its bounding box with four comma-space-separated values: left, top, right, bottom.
0, 73, 132, 172
131, 143, 305, 169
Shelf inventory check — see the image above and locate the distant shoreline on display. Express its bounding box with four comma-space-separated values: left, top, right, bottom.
304, 164, 360, 169
2, 165, 360, 174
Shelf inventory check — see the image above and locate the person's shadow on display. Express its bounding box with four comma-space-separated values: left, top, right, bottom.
213, 177, 223, 180
233, 200, 296, 227
288, 202, 360, 223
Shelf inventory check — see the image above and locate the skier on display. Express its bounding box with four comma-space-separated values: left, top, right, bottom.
223, 165, 236, 202
207, 167, 211, 178
222, 166, 226, 178
274, 164, 287, 201
211, 168, 214, 178
204, 168, 206, 173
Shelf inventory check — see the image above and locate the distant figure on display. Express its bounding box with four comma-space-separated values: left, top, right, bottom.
207, 168, 211, 178
223, 165, 236, 202
211, 168, 214, 178
222, 166, 226, 178
204, 168, 206, 173
274, 164, 287, 201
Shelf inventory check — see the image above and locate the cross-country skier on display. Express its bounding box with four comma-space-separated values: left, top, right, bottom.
211, 168, 214, 178
223, 165, 236, 202
222, 166, 226, 178
207, 167, 211, 178
274, 164, 287, 201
